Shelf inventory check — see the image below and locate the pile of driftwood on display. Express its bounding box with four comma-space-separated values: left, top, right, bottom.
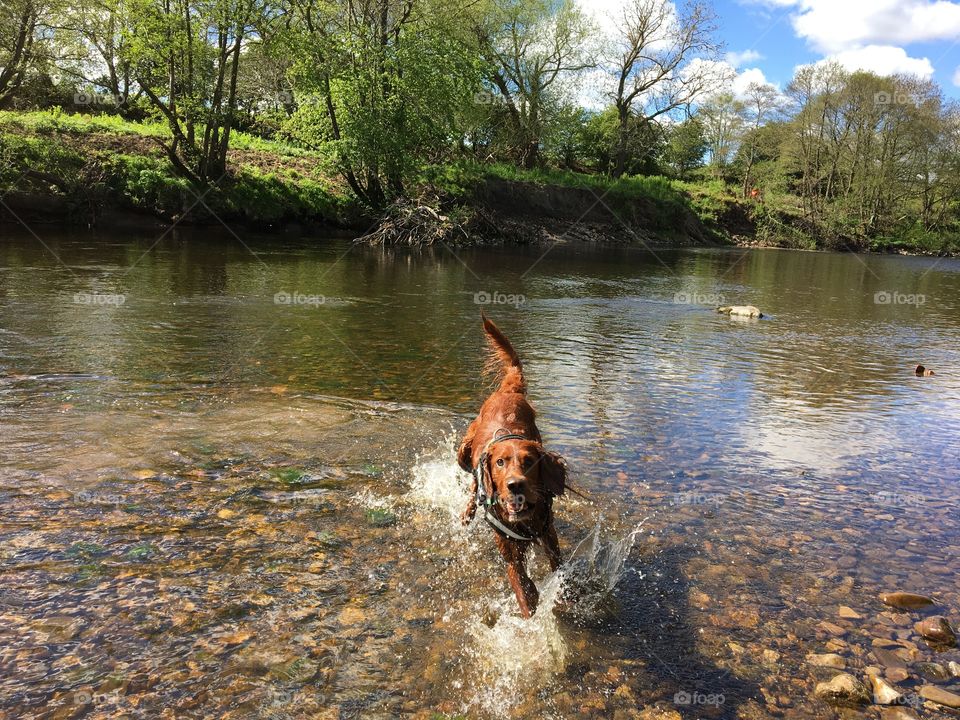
354, 197, 507, 246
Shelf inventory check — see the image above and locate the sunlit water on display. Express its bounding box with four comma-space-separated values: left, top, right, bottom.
2, 229, 960, 719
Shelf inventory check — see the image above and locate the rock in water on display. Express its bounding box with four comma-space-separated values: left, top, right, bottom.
717, 305, 763, 318
878, 592, 935, 610
919, 685, 960, 708
869, 674, 904, 705
814, 673, 870, 706
880, 709, 919, 720
948, 660, 960, 678
807, 652, 846, 669
914, 616, 957, 646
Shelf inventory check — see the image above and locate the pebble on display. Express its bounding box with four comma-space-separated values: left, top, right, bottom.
869, 674, 904, 705
814, 673, 871, 706
879, 592, 935, 610
914, 616, 957, 647
915, 662, 950, 681
838, 606, 862, 619
872, 647, 908, 669
948, 660, 960, 678
886, 667, 910, 683
818, 621, 847, 636
919, 685, 960, 708
880, 709, 919, 720
807, 653, 846, 669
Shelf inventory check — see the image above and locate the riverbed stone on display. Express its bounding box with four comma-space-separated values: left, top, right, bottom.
919, 685, 960, 708
807, 653, 846, 669
838, 606, 862, 619
914, 616, 957, 646
948, 660, 960, 678
916, 662, 950, 681
880, 709, 919, 720
879, 592, 935, 610
814, 673, 870, 706
869, 674, 904, 705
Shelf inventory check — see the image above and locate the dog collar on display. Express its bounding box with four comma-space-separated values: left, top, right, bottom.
473, 430, 536, 542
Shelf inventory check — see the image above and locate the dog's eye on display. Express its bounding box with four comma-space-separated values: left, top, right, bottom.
496, 458, 504, 467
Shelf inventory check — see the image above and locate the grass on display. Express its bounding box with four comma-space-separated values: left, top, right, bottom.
0, 109, 319, 157
0, 108, 353, 226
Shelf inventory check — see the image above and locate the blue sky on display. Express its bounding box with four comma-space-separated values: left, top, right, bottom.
709, 0, 960, 97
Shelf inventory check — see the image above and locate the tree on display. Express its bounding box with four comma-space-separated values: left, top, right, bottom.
608, 0, 718, 177
123, 0, 270, 183
698, 91, 743, 175
286, 0, 481, 205
474, 0, 595, 168
0, 0, 42, 107
663, 116, 706, 177
57, 0, 138, 111
739, 81, 780, 197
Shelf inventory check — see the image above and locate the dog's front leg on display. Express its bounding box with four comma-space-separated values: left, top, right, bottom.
506, 560, 539, 618
542, 524, 562, 572
461, 473, 478, 525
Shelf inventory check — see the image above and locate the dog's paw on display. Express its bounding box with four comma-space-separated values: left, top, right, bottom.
460, 503, 476, 526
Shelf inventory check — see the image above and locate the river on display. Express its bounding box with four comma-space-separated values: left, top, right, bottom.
2, 229, 959, 719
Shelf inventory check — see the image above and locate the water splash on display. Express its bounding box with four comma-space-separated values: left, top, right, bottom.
407, 431, 470, 528
408, 438, 645, 717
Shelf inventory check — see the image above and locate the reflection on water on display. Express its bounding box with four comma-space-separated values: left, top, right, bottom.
2, 229, 960, 718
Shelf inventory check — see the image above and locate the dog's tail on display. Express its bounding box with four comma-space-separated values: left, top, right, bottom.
482, 312, 526, 394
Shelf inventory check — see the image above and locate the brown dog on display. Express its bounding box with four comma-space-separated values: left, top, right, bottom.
457, 314, 567, 618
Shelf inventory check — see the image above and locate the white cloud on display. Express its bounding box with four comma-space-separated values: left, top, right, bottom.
758, 0, 960, 54
819, 44, 935, 78
954, 65, 960, 86
725, 49, 764, 68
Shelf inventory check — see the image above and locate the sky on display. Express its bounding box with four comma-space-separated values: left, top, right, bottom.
712, 0, 960, 96
580, 0, 960, 102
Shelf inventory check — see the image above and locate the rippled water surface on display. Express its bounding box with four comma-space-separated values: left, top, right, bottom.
2, 230, 960, 719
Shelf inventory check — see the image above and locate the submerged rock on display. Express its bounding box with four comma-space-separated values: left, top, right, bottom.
869, 674, 904, 705
879, 592, 935, 610
919, 685, 960, 708
916, 662, 950, 681
914, 616, 957, 647
880, 709, 919, 720
717, 305, 763, 318
948, 660, 960, 678
814, 673, 870, 706
807, 652, 846, 669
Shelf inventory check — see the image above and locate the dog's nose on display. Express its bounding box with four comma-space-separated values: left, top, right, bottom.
506, 479, 525, 494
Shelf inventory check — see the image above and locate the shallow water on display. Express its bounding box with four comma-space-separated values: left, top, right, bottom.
2, 230, 960, 719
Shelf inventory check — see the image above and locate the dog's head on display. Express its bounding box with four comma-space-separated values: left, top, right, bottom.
484, 439, 567, 522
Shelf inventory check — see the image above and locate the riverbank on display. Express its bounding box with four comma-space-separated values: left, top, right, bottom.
1, 110, 957, 255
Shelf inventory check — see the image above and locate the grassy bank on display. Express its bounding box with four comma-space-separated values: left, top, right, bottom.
2, 110, 957, 254
0, 110, 357, 228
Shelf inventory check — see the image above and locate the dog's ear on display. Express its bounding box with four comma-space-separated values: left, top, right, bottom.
456, 437, 472, 471
457, 423, 476, 471
538, 450, 567, 498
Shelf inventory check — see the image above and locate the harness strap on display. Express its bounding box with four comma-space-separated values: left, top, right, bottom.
473, 429, 537, 542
